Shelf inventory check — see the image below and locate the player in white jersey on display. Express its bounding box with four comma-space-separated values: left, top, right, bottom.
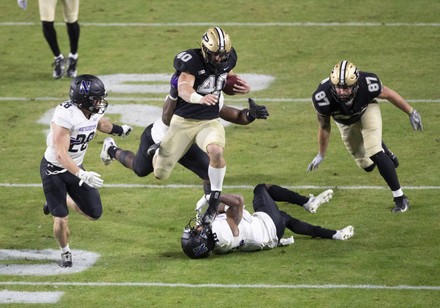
40, 74, 132, 267
181, 184, 354, 259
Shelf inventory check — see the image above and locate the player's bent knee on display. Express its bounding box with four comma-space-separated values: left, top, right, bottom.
363, 164, 376, 172
154, 168, 171, 180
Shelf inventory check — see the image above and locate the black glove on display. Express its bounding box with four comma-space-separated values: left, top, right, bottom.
248, 98, 269, 120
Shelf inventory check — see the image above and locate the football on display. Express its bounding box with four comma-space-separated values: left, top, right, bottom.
223, 74, 238, 95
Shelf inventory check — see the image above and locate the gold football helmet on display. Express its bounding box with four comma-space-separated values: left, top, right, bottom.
201, 27, 232, 68
330, 60, 360, 103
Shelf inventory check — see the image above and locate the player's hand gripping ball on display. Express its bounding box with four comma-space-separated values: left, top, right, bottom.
223, 75, 238, 95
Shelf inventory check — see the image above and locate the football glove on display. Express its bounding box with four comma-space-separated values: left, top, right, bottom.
307, 153, 324, 172
248, 98, 269, 119
195, 194, 210, 222
17, 0, 27, 9
409, 109, 423, 131
195, 194, 210, 212
76, 169, 103, 188
121, 125, 132, 137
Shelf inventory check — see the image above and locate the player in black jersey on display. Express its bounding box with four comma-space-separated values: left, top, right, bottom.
308, 60, 423, 213
100, 79, 268, 196
152, 27, 252, 226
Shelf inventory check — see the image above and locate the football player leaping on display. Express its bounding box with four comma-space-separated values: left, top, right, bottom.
100, 62, 268, 204
307, 60, 423, 213
157, 27, 252, 227
40, 74, 132, 267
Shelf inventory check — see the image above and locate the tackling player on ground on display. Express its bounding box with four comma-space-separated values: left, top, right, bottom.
181, 184, 353, 259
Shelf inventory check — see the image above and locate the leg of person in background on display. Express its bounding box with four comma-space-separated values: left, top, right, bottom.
41, 21, 64, 79
65, 21, 80, 77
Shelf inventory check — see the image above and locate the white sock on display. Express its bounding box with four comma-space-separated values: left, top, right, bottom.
61, 245, 70, 253
208, 166, 226, 191
392, 189, 403, 198
332, 231, 341, 240
68, 53, 78, 59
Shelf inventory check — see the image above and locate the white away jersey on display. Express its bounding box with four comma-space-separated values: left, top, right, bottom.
44, 101, 104, 168
212, 209, 278, 254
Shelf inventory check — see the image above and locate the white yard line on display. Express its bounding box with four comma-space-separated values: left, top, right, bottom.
0, 281, 439, 291
1, 22, 440, 27
1, 183, 439, 190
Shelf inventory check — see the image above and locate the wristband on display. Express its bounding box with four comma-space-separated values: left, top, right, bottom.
246, 110, 256, 122
189, 92, 203, 104
110, 124, 124, 136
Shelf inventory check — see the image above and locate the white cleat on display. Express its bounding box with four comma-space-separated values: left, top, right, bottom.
332, 225, 355, 240
303, 189, 334, 213
100, 137, 116, 165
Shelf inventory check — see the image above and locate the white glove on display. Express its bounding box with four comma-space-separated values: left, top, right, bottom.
76, 169, 103, 188
17, 0, 27, 9
195, 194, 210, 213
409, 109, 423, 131
121, 125, 132, 137
307, 153, 324, 172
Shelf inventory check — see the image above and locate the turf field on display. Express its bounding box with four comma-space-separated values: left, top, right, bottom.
0, 0, 439, 306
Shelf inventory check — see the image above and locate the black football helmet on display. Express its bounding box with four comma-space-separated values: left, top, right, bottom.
330, 60, 360, 104
70, 74, 108, 114
181, 218, 217, 259
201, 27, 232, 69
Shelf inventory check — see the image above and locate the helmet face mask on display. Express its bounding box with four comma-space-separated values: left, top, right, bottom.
330, 60, 359, 104
181, 218, 217, 259
201, 27, 232, 69
70, 74, 108, 114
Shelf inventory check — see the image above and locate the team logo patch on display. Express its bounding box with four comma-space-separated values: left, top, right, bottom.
79, 80, 92, 95
193, 243, 209, 257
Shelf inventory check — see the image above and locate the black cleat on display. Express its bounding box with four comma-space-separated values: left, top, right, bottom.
65, 56, 78, 78
392, 195, 409, 213
59, 251, 72, 268
382, 142, 399, 168
147, 142, 160, 156
52, 54, 65, 79
43, 202, 50, 215
201, 191, 221, 226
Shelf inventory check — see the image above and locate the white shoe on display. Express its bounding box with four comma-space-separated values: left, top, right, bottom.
303, 189, 334, 213
332, 225, 354, 240
100, 137, 116, 165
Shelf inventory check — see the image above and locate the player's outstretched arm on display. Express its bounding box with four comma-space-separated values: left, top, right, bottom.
220, 98, 269, 124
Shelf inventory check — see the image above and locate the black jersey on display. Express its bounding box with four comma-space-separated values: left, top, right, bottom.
173, 48, 238, 120
312, 71, 382, 125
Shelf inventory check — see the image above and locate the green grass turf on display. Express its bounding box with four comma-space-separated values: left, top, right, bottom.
0, 0, 439, 306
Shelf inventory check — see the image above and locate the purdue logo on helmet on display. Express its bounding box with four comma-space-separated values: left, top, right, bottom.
201, 27, 232, 69
330, 60, 360, 103
70, 74, 108, 114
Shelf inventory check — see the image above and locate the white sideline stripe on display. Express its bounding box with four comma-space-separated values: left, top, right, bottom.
1, 183, 439, 190
0, 290, 64, 304
1, 22, 440, 27
1, 97, 439, 103
0, 281, 438, 290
